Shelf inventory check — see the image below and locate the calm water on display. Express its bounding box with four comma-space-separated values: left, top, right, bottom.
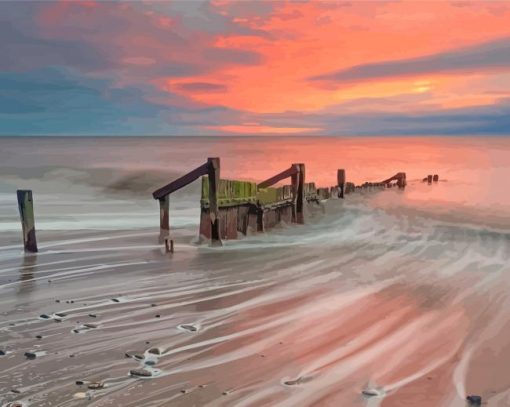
0, 136, 509, 407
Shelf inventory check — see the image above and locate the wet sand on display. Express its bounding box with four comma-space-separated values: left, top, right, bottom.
1, 195, 510, 407
1, 136, 510, 406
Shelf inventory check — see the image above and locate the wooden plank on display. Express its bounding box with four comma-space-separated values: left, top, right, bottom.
159, 195, 169, 232
207, 157, 222, 246
226, 207, 238, 239
337, 169, 346, 198
237, 206, 250, 235
17, 190, 38, 253
199, 208, 211, 239
295, 163, 305, 224
153, 162, 209, 200
258, 165, 298, 189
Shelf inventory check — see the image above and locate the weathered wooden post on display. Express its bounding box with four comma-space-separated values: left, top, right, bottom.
17, 190, 38, 253
295, 163, 305, 224
159, 195, 169, 232
207, 157, 222, 246
337, 169, 346, 198
433, 174, 439, 182
164, 237, 174, 253
427, 175, 433, 184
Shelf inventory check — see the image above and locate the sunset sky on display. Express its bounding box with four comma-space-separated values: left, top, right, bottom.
2, 0, 510, 136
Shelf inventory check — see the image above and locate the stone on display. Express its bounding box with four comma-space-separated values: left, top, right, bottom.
362, 388, 384, 397
155, 314, 161, 318
88, 382, 104, 390
55, 313, 67, 317
84, 323, 97, 329
125, 351, 144, 360
130, 368, 152, 378
0, 350, 6, 356
111, 298, 120, 303
75, 380, 85, 385
24, 352, 37, 359
179, 324, 197, 332
148, 348, 161, 355
466, 395, 482, 405
40, 314, 50, 319
36, 335, 42, 339
88, 314, 97, 318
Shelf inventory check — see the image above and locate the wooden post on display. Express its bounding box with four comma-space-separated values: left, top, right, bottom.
17, 190, 38, 253
337, 169, 346, 199
164, 237, 174, 253
159, 195, 169, 232
295, 163, 305, 224
207, 157, 222, 246
427, 175, 433, 184
433, 174, 439, 182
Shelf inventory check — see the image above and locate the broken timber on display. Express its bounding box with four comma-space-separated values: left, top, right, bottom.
152, 159, 406, 246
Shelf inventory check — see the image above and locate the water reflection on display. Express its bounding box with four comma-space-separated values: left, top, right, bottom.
18, 253, 36, 294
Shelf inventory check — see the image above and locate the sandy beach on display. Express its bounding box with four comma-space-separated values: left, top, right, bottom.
1, 136, 510, 407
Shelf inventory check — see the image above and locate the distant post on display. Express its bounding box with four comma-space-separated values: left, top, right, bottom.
337, 169, 346, 199
427, 175, 433, 184
433, 174, 439, 182
295, 163, 305, 224
17, 190, 38, 253
207, 157, 222, 246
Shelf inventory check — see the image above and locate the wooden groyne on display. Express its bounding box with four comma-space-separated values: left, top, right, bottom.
152, 157, 407, 247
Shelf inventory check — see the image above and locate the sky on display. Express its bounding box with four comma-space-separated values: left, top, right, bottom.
1, 0, 510, 136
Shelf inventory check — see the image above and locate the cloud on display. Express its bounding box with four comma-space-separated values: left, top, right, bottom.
310, 37, 510, 84
253, 98, 510, 136
0, 67, 240, 135
173, 82, 227, 93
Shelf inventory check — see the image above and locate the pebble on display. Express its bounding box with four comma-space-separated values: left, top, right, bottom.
11, 388, 21, 394
40, 314, 50, 319
151, 304, 157, 307
24, 352, 37, 359
148, 348, 161, 355
125, 351, 144, 360
130, 368, 152, 378
179, 324, 197, 332
55, 300, 60, 303
362, 388, 384, 397
84, 323, 97, 329
467, 395, 482, 405
36, 335, 43, 339
88, 382, 104, 390
88, 314, 97, 318
75, 380, 85, 385
155, 314, 161, 318
111, 298, 120, 303
55, 313, 67, 317
0, 350, 6, 356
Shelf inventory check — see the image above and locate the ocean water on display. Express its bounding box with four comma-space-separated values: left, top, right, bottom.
0, 136, 509, 407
